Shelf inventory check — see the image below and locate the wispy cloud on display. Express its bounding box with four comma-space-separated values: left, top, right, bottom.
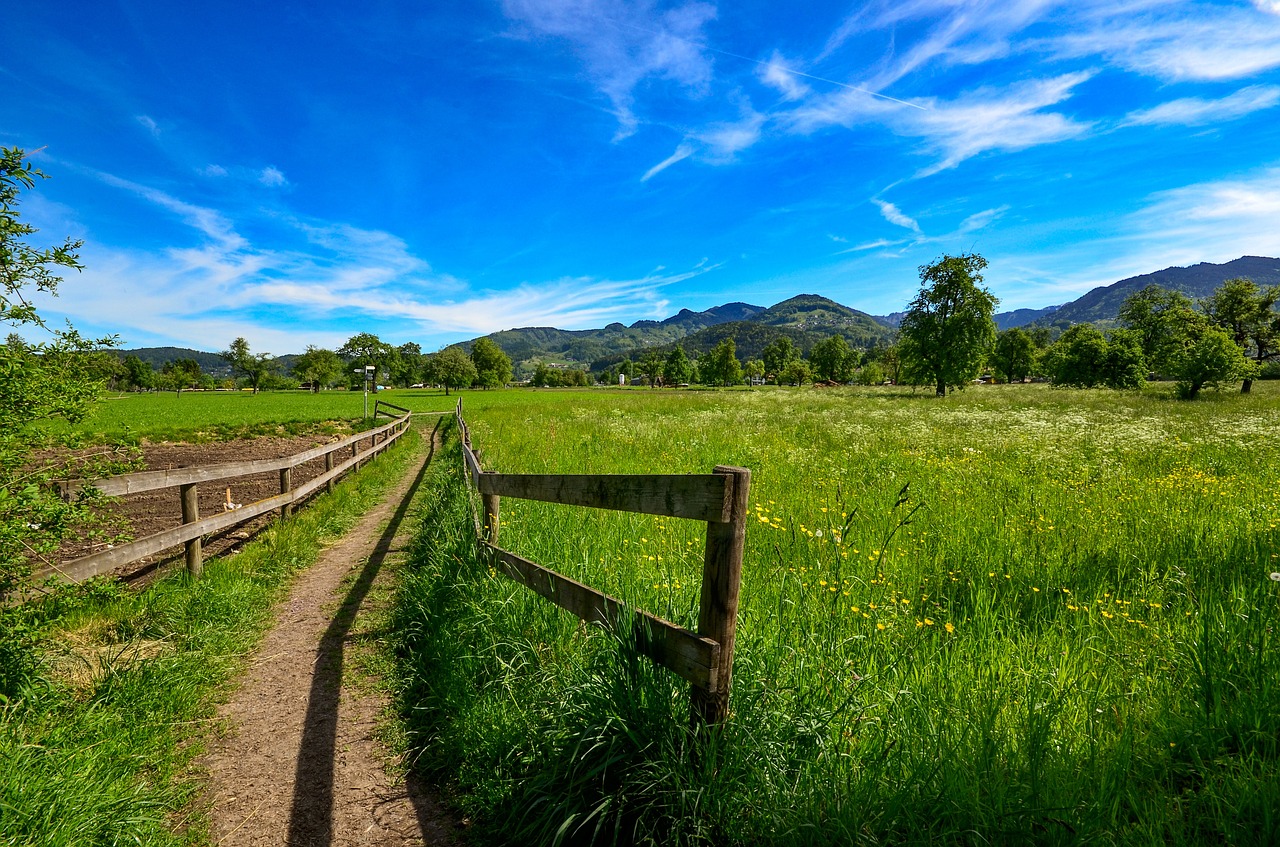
135, 114, 160, 137
1122, 84, 1280, 126
501, 0, 717, 139
641, 143, 694, 181
259, 166, 288, 187
37, 169, 711, 350
873, 199, 922, 235
759, 52, 811, 100
958, 205, 1009, 233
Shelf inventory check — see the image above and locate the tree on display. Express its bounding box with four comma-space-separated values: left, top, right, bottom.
159, 358, 205, 394
431, 347, 477, 395
761, 336, 799, 382
0, 148, 133, 691
120, 354, 155, 391
898, 254, 999, 396
744, 359, 765, 384
1201, 277, 1280, 393
1043, 324, 1145, 389
1119, 286, 1253, 399
470, 338, 512, 389
663, 346, 692, 386
389, 342, 424, 387
220, 337, 275, 393
292, 346, 344, 391
991, 328, 1037, 384
339, 332, 393, 390
700, 338, 743, 387
778, 358, 812, 386
808, 335, 855, 383
637, 349, 664, 388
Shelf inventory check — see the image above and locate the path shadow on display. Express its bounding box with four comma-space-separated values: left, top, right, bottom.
285, 417, 442, 846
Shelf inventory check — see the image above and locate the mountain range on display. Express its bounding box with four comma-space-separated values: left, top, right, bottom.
120, 255, 1279, 374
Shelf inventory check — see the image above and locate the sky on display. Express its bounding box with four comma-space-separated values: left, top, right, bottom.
4, 0, 1280, 355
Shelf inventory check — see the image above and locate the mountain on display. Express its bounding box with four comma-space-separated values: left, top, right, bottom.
995, 305, 1059, 330
1048, 256, 1280, 325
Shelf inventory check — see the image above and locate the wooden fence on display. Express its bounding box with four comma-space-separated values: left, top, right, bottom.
454, 399, 750, 725
46, 400, 413, 585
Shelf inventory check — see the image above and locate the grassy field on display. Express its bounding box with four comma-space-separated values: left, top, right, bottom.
65, 388, 460, 442
394, 383, 1280, 845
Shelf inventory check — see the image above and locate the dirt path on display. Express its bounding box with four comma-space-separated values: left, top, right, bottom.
202, 419, 463, 847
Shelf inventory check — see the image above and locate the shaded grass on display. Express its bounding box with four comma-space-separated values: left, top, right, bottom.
392, 384, 1280, 845
0, 426, 421, 847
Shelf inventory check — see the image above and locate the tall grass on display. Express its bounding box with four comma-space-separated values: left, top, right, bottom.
0, 427, 422, 846
393, 385, 1280, 845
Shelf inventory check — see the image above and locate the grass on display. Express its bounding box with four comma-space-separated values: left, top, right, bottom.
392, 383, 1280, 845
0, 418, 425, 846
63, 388, 460, 443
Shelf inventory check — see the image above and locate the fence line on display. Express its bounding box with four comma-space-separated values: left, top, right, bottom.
454, 398, 749, 725
42, 400, 412, 585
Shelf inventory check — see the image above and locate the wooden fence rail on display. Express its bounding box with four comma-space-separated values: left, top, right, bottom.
454, 398, 749, 725
43, 401, 412, 584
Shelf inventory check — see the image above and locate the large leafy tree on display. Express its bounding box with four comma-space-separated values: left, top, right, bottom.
990, 327, 1036, 384
808, 334, 855, 383
431, 346, 477, 395
0, 148, 132, 690
700, 337, 743, 387
663, 346, 692, 385
637, 349, 664, 388
1201, 277, 1280, 393
760, 336, 799, 382
899, 254, 999, 396
220, 336, 275, 393
292, 346, 344, 391
339, 332, 393, 389
1119, 286, 1253, 399
1042, 324, 1145, 390
470, 337, 512, 389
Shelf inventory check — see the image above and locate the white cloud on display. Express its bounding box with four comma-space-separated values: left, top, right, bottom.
259, 166, 288, 187
1122, 85, 1280, 126
958, 205, 1008, 232
199, 164, 228, 177
641, 143, 694, 181
501, 0, 717, 139
135, 115, 160, 137
759, 52, 811, 100
695, 111, 766, 159
1048, 6, 1280, 82
34, 168, 712, 351
873, 199, 922, 234
1256, 0, 1280, 14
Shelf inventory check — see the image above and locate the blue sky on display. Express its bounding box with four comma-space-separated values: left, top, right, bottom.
5, 0, 1280, 354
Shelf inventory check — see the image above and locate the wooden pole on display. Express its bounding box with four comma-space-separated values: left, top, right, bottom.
180, 483, 203, 577
325, 450, 335, 493
482, 493, 500, 545
280, 467, 293, 518
691, 465, 751, 725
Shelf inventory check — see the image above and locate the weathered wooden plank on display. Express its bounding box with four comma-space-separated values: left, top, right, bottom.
692, 465, 751, 725
463, 444, 483, 487
477, 472, 731, 522
68, 414, 408, 496
375, 400, 411, 416
485, 543, 720, 691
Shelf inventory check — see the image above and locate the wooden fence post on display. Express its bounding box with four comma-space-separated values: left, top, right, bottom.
280, 467, 293, 518
325, 450, 335, 493
482, 493, 500, 545
691, 465, 751, 725
180, 483, 203, 578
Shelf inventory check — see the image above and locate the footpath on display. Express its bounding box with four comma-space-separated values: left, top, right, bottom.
202, 421, 462, 847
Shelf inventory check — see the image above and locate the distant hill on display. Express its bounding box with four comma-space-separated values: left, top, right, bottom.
118, 346, 232, 376
1048, 256, 1280, 325
995, 305, 1059, 330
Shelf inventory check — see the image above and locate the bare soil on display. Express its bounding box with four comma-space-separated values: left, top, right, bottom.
55, 434, 357, 581
201, 422, 464, 846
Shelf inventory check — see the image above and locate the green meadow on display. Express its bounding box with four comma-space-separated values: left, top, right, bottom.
394, 383, 1280, 845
